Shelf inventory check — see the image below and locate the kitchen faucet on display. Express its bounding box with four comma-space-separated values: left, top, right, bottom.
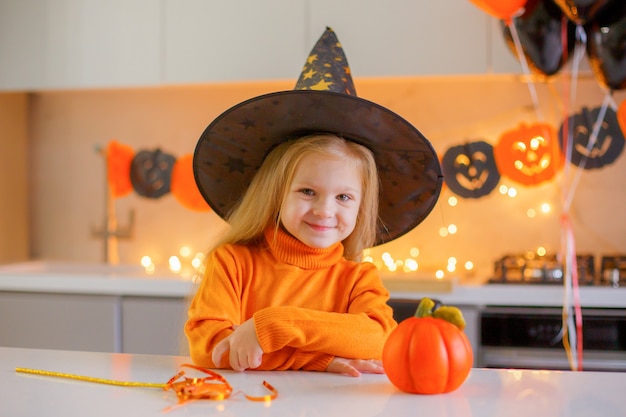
91, 145, 134, 265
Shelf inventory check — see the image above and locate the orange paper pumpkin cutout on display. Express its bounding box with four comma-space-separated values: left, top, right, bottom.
107, 140, 135, 198
171, 154, 211, 212
494, 122, 562, 186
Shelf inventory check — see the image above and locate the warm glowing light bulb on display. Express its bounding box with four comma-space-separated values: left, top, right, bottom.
499, 185, 508, 194
537, 246, 547, 256
363, 255, 374, 263
404, 258, 418, 272
448, 257, 457, 265
464, 261, 474, 270
410, 247, 420, 257
541, 203, 551, 213
448, 196, 458, 207
179, 246, 191, 258
382, 252, 392, 262
507, 187, 517, 198
439, 227, 449, 237
447, 263, 456, 272
191, 257, 203, 269
447, 224, 457, 234
140, 256, 152, 268
435, 270, 445, 279
169, 256, 182, 273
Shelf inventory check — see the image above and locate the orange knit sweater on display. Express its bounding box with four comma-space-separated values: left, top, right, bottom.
185, 227, 397, 372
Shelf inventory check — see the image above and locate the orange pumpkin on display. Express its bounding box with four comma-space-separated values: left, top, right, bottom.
383, 298, 473, 394
493, 122, 562, 186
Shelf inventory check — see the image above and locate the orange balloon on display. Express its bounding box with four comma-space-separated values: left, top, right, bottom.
106, 140, 134, 198
170, 154, 211, 212
469, 0, 527, 24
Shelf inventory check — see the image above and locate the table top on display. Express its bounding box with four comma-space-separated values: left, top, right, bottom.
3, 346, 626, 417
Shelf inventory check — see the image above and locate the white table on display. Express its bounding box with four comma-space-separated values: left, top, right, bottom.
3, 347, 626, 416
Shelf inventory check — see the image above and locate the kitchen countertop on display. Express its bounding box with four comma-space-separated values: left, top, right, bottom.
1, 260, 626, 308
3, 346, 626, 417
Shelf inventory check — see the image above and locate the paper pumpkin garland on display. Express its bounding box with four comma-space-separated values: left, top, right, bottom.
494, 122, 562, 186
559, 106, 625, 170
130, 149, 176, 198
106, 140, 135, 198
441, 141, 500, 199
105, 141, 210, 212
171, 154, 210, 212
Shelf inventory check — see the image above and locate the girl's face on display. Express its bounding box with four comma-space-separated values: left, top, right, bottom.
280, 153, 362, 249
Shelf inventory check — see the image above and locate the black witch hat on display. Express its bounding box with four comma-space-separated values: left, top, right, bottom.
193, 27, 442, 245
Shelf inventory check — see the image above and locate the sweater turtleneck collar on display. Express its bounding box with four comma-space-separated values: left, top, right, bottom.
264, 227, 345, 269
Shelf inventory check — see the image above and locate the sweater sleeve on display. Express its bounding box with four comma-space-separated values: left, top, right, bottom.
184, 248, 241, 368
253, 263, 397, 361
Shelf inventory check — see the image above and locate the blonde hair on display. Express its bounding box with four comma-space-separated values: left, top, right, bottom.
212, 133, 379, 261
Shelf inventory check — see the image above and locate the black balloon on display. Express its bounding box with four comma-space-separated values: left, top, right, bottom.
503, 0, 577, 76
553, 0, 618, 25
585, 1, 626, 90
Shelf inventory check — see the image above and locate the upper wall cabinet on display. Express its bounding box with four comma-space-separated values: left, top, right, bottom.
0, 0, 161, 91
308, 0, 491, 77
162, 0, 309, 84
0, 0, 531, 91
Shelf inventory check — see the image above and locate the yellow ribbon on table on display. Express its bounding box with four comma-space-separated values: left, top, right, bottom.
15, 363, 277, 403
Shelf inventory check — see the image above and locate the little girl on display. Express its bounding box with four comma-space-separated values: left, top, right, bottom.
186, 28, 442, 377
186, 134, 395, 376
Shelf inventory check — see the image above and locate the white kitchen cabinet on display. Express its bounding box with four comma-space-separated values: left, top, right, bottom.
121, 296, 189, 356
0, 0, 161, 90
0, 0, 532, 91
0, 292, 119, 352
162, 0, 308, 84
309, 0, 491, 77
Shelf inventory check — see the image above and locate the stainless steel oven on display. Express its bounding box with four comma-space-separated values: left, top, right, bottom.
479, 306, 626, 371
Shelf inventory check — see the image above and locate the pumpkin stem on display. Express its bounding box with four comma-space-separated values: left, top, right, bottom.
415, 298, 436, 318
415, 297, 467, 331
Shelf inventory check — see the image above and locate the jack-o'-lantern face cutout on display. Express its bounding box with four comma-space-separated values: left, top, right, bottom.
442, 141, 500, 199
494, 123, 562, 186
130, 149, 176, 198
559, 106, 625, 169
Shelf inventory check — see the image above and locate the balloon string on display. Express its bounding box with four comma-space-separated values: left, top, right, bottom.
507, 19, 543, 121
559, 22, 588, 372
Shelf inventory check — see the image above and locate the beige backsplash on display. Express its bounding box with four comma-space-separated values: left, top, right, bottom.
4, 74, 626, 281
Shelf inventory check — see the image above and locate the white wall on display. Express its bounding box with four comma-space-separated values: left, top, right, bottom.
23, 75, 626, 281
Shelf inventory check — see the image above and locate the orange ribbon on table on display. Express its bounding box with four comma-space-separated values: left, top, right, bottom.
15, 363, 277, 404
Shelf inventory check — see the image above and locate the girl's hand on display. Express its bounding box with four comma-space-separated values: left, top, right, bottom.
212, 319, 263, 371
326, 357, 384, 377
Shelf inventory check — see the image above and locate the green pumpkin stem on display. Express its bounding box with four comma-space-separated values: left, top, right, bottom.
415, 298, 436, 318
415, 297, 466, 331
